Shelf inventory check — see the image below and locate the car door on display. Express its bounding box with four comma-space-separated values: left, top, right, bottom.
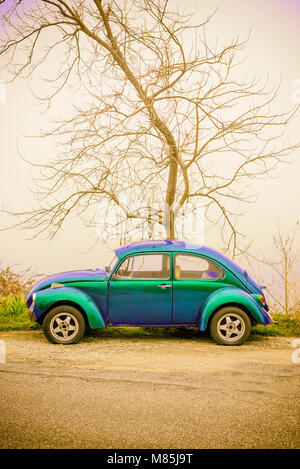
172, 253, 225, 324
108, 253, 172, 324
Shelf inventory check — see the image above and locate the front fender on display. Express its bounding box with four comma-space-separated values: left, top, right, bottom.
199, 287, 270, 331
33, 287, 106, 329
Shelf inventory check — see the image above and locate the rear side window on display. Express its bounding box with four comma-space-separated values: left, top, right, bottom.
117, 254, 170, 279
174, 254, 221, 280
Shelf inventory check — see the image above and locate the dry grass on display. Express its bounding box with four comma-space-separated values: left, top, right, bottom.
0, 263, 41, 297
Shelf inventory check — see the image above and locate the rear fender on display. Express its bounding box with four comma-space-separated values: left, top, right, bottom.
33, 287, 106, 329
198, 287, 270, 331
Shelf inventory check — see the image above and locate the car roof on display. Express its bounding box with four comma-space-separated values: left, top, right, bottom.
115, 240, 246, 276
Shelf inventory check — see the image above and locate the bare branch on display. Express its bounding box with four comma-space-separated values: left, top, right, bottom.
0, 0, 299, 255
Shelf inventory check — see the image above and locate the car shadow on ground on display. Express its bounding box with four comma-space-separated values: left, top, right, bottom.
83, 326, 207, 342
82, 326, 267, 344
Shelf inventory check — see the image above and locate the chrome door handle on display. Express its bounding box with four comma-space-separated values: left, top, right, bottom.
158, 284, 172, 289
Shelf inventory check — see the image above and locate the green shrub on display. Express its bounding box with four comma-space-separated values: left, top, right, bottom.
251, 313, 300, 337
0, 293, 299, 337
0, 263, 42, 330
0, 296, 38, 331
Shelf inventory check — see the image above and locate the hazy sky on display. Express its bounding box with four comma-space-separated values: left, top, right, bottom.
0, 0, 299, 276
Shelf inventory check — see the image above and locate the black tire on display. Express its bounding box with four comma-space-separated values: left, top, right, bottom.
43, 305, 86, 345
209, 306, 251, 346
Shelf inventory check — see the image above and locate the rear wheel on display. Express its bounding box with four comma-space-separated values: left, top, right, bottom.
43, 305, 85, 344
209, 306, 251, 345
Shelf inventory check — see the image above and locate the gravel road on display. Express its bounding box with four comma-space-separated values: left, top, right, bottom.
0, 330, 299, 449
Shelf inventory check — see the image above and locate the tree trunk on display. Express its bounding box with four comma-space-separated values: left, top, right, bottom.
284, 254, 288, 314
169, 209, 175, 240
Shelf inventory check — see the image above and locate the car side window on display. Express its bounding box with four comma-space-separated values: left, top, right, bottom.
174, 254, 221, 280
116, 254, 170, 279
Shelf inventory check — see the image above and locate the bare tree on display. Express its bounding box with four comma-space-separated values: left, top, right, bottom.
0, 0, 299, 255
261, 222, 300, 314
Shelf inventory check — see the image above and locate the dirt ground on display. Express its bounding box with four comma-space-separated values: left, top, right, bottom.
0, 330, 299, 449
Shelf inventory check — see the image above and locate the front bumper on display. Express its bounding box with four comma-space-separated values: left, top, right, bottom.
26, 293, 37, 322
28, 309, 36, 322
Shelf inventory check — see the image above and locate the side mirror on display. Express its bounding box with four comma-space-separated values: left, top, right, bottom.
112, 273, 116, 281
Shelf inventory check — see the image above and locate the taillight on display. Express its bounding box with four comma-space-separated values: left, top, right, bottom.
257, 294, 265, 305
252, 293, 266, 306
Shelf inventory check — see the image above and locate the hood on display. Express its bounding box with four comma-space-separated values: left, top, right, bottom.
26, 268, 107, 303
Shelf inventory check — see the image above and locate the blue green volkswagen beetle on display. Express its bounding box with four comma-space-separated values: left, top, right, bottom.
26, 240, 273, 345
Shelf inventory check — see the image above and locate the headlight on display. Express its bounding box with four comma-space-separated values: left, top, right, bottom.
31, 293, 36, 310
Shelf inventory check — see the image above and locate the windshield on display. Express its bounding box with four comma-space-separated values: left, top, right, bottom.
105, 254, 118, 273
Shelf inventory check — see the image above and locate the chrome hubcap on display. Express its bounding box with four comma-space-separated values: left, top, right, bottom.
217, 313, 245, 341
50, 313, 79, 342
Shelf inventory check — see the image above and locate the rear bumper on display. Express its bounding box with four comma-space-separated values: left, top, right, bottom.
262, 307, 274, 325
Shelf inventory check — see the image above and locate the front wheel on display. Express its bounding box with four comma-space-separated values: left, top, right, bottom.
43, 305, 86, 344
209, 306, 251, 345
